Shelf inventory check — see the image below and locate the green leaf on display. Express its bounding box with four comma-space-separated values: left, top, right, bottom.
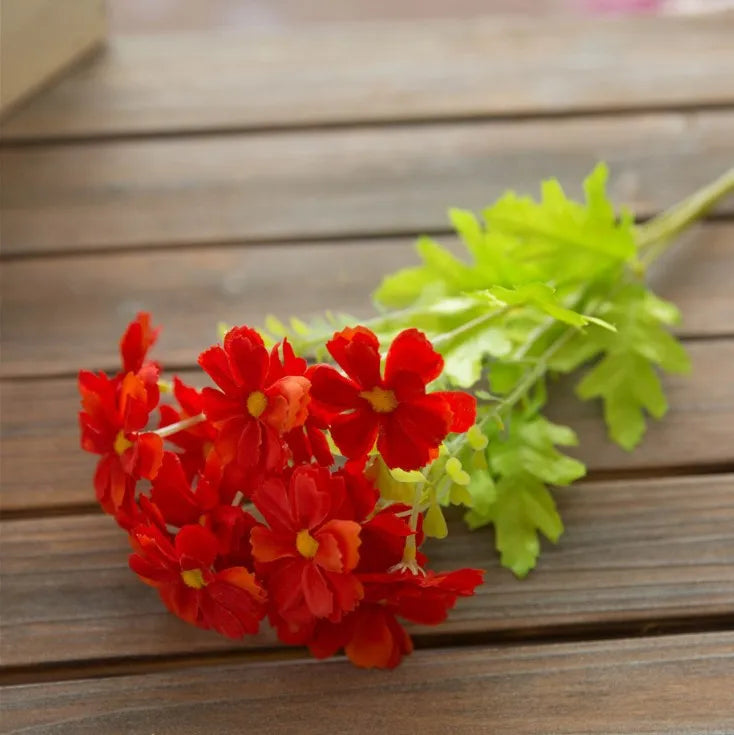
574, 284, 691, 449
466, 474, 563, 577
483, 163, 637, 264
490, 415, 586, 487
576, 353, 669, 450
442, 327, 513, 387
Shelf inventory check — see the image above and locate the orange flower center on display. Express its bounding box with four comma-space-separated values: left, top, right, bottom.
246, 390, 268, 418
296, 529, 319, 558
113, 430, 133, 455
359, 386, 398, 414
181, 568, 207, 589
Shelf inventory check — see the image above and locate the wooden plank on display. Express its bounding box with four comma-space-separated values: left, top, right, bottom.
2, 474, 732, 667
2, 15, 734, 140
1, 223, 732, 378
1, 111, 733, 255
2, 339, 732, 514
106, 0, 581, 34
3, 633, 734, 733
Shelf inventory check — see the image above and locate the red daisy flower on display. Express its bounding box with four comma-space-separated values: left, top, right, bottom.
198, 327, 310, 473
129, 523, 266, 639
250, 465, 363, 633
309, 327, 476, 470
150, 451, 257, 567
308, 568, 484, 669
79, 370, 163, 516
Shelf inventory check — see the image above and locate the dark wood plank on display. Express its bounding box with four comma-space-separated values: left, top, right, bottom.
2, 340, 732, 513
1, 223, 732, 379
2, 16, 733, 141
2, 112, 733, 255
3, 633, 734, 733
2, 474, 732, 667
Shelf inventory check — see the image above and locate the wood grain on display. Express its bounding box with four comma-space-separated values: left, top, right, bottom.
3, 633, 734, 734
2, 15, 734, 140
2, 112, 733, 255
1, 223, 732, 378
2, 474, 732, 667
2, 340, 732, 513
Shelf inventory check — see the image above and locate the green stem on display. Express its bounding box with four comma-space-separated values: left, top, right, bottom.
637, 167, 734, 267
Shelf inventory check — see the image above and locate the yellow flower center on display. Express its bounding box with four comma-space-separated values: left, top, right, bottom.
246, 390, 268, 418
181, 568, 207, 589
359, 386, 398, 414
113, 430, 133, 456
296, 529, 319, 559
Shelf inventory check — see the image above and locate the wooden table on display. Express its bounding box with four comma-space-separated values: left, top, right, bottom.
1, 9, 733, 733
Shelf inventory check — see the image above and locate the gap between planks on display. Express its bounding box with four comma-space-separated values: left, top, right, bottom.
2, 617, 733, 687
2, 632, 734, 735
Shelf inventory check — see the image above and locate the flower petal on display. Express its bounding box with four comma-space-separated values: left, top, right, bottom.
326, 326, 382, 388
433, 390, 477, 432
175, 524, 219, 568
309, 365, 360, 411
384, 328, 443, 386
198, 345, 238, 395
329, 410, 379, 460
301, 563, 334, 618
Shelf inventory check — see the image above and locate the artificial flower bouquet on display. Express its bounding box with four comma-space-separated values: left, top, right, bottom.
78, 164, 733, 668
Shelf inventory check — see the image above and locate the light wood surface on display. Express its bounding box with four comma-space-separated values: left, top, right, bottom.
3, 15, 733, 140
2, 112, 733, 255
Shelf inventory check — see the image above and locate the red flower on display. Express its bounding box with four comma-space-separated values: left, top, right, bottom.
309, 568, 484, 669
250, 465, 363, 634
150, 452, 257, 568
198, 327, 310, 472
310, 327, 476, 470
129, 523, 266, 638
158, 377, 217, 480
79, 370, 163, 516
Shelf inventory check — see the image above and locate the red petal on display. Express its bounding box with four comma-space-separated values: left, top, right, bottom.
433, 391, 477, 432
120, 312, 159, 374
326, 326, 382, 388
225, 329, 269, 391
200, 387, 241, 422
317, 520, 361, 572
290, 467, 330, 530
309, 365, 360, 411
150, 452, 201, 527
344, 606, 400, 669
250, 525, 296, 563
252, 475, 294, 533
329, 410, 379, 460
135, 432, 164, 479
301, 564, 334, 618
198, 345, 238, 395
384, 328, 443, 386
377, 395, 451, 470
175, 524, 219, 568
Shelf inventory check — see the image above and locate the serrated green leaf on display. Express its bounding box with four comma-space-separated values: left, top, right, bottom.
442, 327, 513, 387
483, 163, 637, 264
467, 474, 564, 577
